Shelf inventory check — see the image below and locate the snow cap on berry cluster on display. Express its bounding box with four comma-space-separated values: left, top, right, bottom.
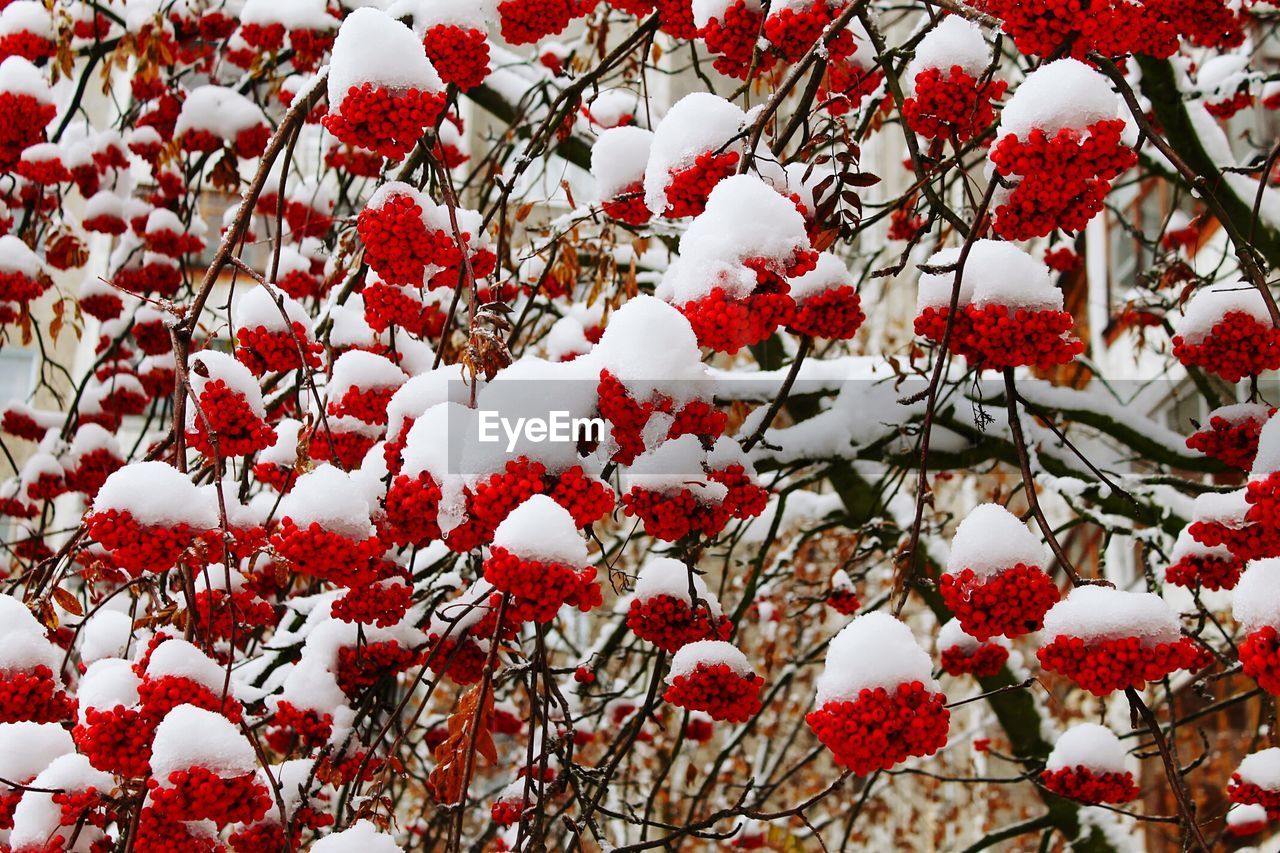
236, 284, 312, 333
0, 234, 44, 278
77, 658, 141, 721
815, 612, 937, 705
389, 0, 489, 29
667, 639, 753, 682
621, 435, 728, 501
1175, 286, 1274, 347
965, 241, 1062, 311
997, 58, 1119, 142
1236, 748, 1280, 790
259, 417, 303, 469
1041, 585, 1182, 646
0, 722, 73, 793
945, 502, 1046, 578
1191, 487, 1247, 526
905, 16, 991, 92
9, 753, 114, 851
937, 618, 1007, 654
1233, 559, 1280, 631
1249, 410, 1280, 479
1170, 526, 1232, 562
916, 247, 973, 311
586, 295, 711, 404
92, 461, 219, 528
145, 638, 230, 694
491, 494, 589, 566
241, 0, 339, 29
329, 349, 409, 399
0, 2, 51, 40
632, 556, 723, 617
387, 368, 468, 441
1045, 723, 1129, 774
327, 8, 443, 110
591, 126, 653, 200
642, 92, 745, 214
788, 253, 854, 301
278, 463, 378, 541
189, 349, 268, 418
312, 819, 406, 852
79, 610, 135, 664
150, 704, 257, 780
691, 0, 759, 28
174, 85, 269, 141
0, 56, 51, 101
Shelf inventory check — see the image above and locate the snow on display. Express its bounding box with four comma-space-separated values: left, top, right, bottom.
997, 59, 1119, 142
937, 618, 1006, 654
0, 56, 49, 101
632, 556, 722, 617
544, 316, 592, 361
278, 464, 377, 540
491, 494, 589, 565
150, 704, 257, 779
9, 754, 114, 852
259, 417, 303, 466
241, 0, 338, 29
1228, 803, 1267, 830
621, 435, 727, 502
1237, 748, 1280, 791
0, 594, 65, 673
915, 247, 972, 310
1044, 723, 1129, 774
329, 349, 408, 400
79, 611, 134, 664
312, 819, 406, 852
667, 640, 752, 681
1041, 585, 1182, 645
954, 240, 1062, 310
1250, 410, 1280, 479
189, 349, 267, 418
275, 655, 348, 714
906, 16, 990, 90
1170, 526, 1232, 562
1191, 488, 1247, 526
691, 0, 759, 28
0, 2, 52, 39
1174, 285, 1273, 345
328, 8, 442, 109
815, 612, 938, 705
788, 253, 852, 301
0, 234, 43, 278
77, 658, 141, 719
0, 723, 73, 791
399, 401, 464, 481
643, 93, 745, 214
945, 502, 1046, 577
587, 295, 710, 403
591, 126, 653, 200
174, 85, 268, 139
389, 0, 488, 30
1233, 559, 1280, 631
237, 284, 311, 331
145, 638, 227, 693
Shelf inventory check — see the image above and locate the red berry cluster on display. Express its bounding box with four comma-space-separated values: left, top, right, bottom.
596, 371, 727, 465
239, 22, 286, 51
384, 471, 444, 547
806, 681, 950, 775
328, 385, 398, 426
700, 0, 770, 79
680, 285, 796, 354
707, 464, 768, 520
763, 0, 835, 63
661, 150, 740, 218
357, 192, 460, 285
1164, 553, 1243, 591
0, 270, 48, 304
622, 485, 733, 542
960, 304, 1084, 370
264, 700, 333, 753
277, 268, 325, 300
235, 323, 323, 375
74, 704, 154, 778
148, 767, 271, 827
78, 290, 124, 320
1229, 776, 1280, 817
483, 546, 601, 623
903, 67, 1006, 144
308, 423, 378, 470
187, 379, 276, 458
336, 640, 421, 696
325, 143, 384, 178
546, 465, 616, 527
1185, 409, 1271, 469
0, 92, 53, 170
1188, 518, 1277, 561
288, 28, 335, 71
270, 519, 384, 585
1239, 626, 1280, 695
16, 155, 70, 186
655, 0, 697, 38
821, 60, 884, 116
788, 285, 865, 340
627, 595, 732, 652
131, 318, 172, 356
191, 588, 277, 644
826, 588, 860, 615
938, 564, 1060, 641
990, 119, 1136, 241
940, 642, 1010, 677
1158, 0, 1245, 47
363, 281, 447, 338
84, 509, 203, 576
0, 665, 75, 723
1039, 765, 1139, 804
663, 663, 762, 723
1036, 635, 1209, 696
138, 673, 242, 723
0, 31, 55, 63
423, 25, 490, 90
1205, 90, 1254, 120
1172, 311, 1280, 383
978, 0, 1178, 58
322, 84, 445, 160
497, 0, 574, 44
426, 634, 489, 686
602, 182, 652, 227
332, 578, 413, 627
